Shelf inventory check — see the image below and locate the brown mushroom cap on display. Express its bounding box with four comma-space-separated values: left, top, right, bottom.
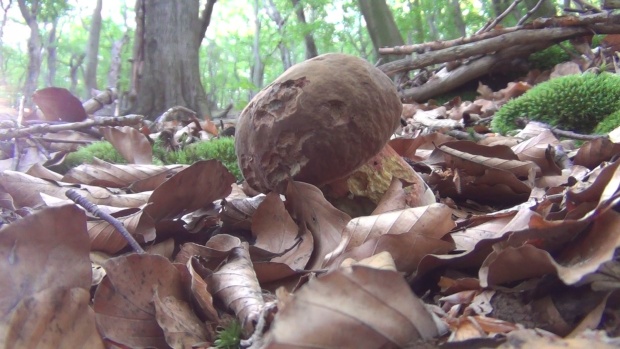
235, 53, 402, 193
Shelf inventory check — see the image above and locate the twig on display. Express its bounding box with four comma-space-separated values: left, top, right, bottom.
0, 114, 144, 141
551, 127, 608, 140
66, 189, 145, 254
477, 0, 523, 34
517, 0, 546, 25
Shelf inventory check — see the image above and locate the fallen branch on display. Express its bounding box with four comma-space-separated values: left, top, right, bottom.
0, 114, 144, 141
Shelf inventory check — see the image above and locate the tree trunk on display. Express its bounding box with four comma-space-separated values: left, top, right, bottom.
17, 0, 42, 108
0, 0, 12, 86
450, 0, 467, 37
129, 0, 215, 120
84, 0, 102, 98
410, 0, 425, 44
358, 0, 405, 63
251, 0, 264, 98
45, 18, 58, 87
524, 0, 556, 19
69, 53, 85, 95
264, 0, 292, 70
291, 0, 318, 59
107, 6, 129, 89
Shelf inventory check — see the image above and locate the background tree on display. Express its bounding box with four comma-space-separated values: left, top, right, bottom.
358, 0, 405, 63
16, 0, 42, 107
83, 0, 102, 98
128, 0, 216, 120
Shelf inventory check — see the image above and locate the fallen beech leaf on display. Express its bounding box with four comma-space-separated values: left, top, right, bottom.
262, 266, 442, 348
93, 254, 187, 348
153, 290, 210, 348
32, 87, 87, 122
371, 177, 408, 215
63, 157, 185, 188
0, 205, 99, 347
511, 130, 562, 176
101, 126, 153, 164
221, 194, 266, 232
500, 328, 619, 348
326, 204, 456, 274
207, 246, 265, 335
87, 207, 143, 253
285, 181, 351, 269
573, 138, 620, 170
175, 235, 242, 267
439, 141, 539, 178
1, 288, 104, 348
389, 132, 455, 161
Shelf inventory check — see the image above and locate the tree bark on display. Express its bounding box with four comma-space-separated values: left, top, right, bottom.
291, 0, 318, 59
450, 0, 467, 37
524, 0, 556, 19
45, 18, 58, 87
358, 0, 405, 62
84, 0, 102, 98
0, 0, 12, 86
251, 0, 264, 97
17, 0, 42, 108
264, 0, 292, 70
129, 0, 214, 120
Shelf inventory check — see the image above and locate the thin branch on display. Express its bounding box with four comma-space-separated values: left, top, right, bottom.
477, 0, 523, 34
517, 0, 546, 25
66, 189, 145, 254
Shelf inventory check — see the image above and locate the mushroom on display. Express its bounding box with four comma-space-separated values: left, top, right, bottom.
235, 53, 402, 193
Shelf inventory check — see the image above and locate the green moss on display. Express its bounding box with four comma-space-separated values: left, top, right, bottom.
528, 45, 571, 71
214, 320, 241, 349
155, 137, 242, 179
595, 109, 620, 134
64, 141, 127, 169
491, 73, 620, 134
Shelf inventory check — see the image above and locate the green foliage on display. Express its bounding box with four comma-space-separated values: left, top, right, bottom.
155, 137, 242, 180
214, 320, 241, 349
491, 73, 620, 134
528, 45, 571, 71
64, 141, 127, 169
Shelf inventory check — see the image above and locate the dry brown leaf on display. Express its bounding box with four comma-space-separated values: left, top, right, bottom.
93, 254, 187, 348
187, 257, 219, 322
439, 141, 539, 178
153, 290, 210, 349
325, 204, 456, 274
207, 246, 265, 334
0, 170, 149, 209
262, 266, 442, 348
285, 181, 351, 269
500, 328, 619, 349
372, 177, 408, 215
175, 234, 242, 267
1, 288, 104, 348
511, 130, 562, 176
25, 162, 63, 181
573, 138, 620, 170
87, 207, 144, 253
63, 157, 185, 188
32, 87, 87, 122
100, 126, 153, 164
0, 205, 99, 347
389, 132, 455, 161
221, 194, 266, 232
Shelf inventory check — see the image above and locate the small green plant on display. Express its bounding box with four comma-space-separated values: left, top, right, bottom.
491, 72, 620, 134
214, 320, 241, 349
63, 141, 127, 169
528, 35, 604, 71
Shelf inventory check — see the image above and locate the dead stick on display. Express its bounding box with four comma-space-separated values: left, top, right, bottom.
0, 114, 144, 141
477, 0, 523, 34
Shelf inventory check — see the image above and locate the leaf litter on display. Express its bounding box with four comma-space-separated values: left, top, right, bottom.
2, 90, 620, 348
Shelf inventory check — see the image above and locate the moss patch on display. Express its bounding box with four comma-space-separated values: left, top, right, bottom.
491, 73, 620, 134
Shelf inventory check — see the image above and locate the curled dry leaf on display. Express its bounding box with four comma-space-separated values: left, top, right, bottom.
250, 192, 311, 270
220, 194, 266, 232
100, 126, 153, 165
63, 157, 186, 189
262, 266, 442, 348
0, 205, 100, 347
325, 204, 456, 274
389, 132, 455, 162
206, 246, 265, 335
438, 141, 539, 179
285, 181, 351, 269
511, 129, 562, 176
93, 254, 187, 348
573, 138, 620, 170
187, 257, 219, 322
175, 234, 242, 267
480, 205, 620, 287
